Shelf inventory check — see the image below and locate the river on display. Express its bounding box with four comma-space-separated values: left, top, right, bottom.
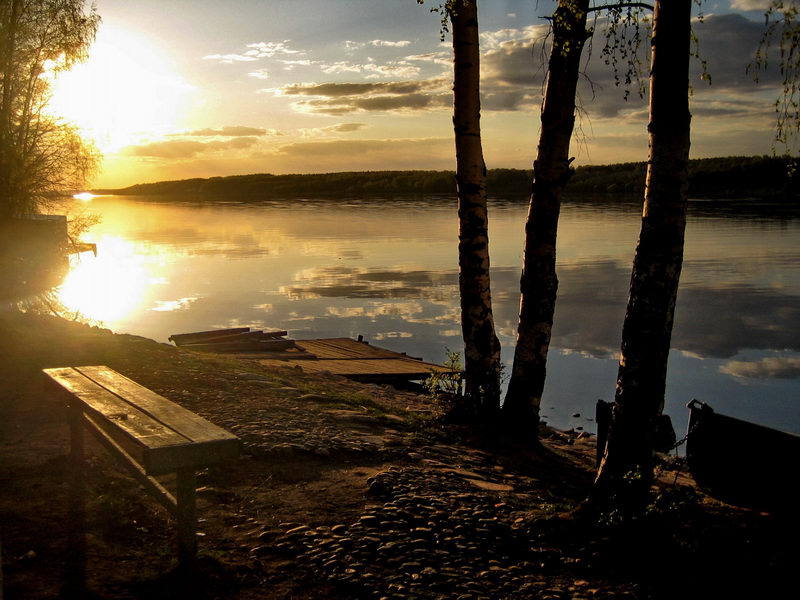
56, 195, 800, 435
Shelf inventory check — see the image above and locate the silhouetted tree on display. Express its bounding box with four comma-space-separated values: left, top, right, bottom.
503, 0, 591, 437
419, 0, 502, 415
0, 0, 99, 219
593, 0, 692, 512
450, 0, 502, 414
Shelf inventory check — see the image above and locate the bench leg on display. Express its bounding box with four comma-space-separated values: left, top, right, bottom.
65, 403, 86, 595
176, 468, 197, 571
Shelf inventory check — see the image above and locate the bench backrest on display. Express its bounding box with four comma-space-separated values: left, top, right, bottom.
43, 365, 240, 475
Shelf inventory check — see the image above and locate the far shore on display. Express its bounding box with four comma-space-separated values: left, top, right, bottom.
91, 155, 798, 202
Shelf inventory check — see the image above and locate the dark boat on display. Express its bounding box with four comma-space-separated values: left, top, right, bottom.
686, 400, 800, 513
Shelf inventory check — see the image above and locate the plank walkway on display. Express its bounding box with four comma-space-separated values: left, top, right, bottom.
251, 338, 458, 383
169, 328, 459, 384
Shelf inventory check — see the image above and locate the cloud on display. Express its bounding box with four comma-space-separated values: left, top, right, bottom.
183, 126, 268, 137
248, 69, 270, 80
202, 53, 258, 63
297, 123, 368, 137
203, 40, 304, 64
370, 39, 412, 47
322, 122, 367, 133
275, 78, 449, 115
125, 137, 259, 159
294, 93, 450, 115
320, 60, 421, 78
473, 13, 783, 119
244, 41, 303, 58
730, 1, 771, 10
720, 356, 800, 380
279, 79, 446, 97
404, 52, 450, 66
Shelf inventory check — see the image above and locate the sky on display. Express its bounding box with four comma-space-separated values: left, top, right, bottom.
48, 0, 783, 189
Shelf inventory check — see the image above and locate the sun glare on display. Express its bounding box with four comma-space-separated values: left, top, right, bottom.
58, 236, 149, 323
48, 25, 195, 153
73, 192, 95, 201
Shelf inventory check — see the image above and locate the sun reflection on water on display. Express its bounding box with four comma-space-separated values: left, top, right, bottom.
58, 236, 149, 323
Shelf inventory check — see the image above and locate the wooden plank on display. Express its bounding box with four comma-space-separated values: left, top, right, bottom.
75, 367, 238, 447
296, 339, 399, 360
169, 327, 250, 345
182, 330, 289, 345
44, 368, 189, 450
75, 366, 240, 474
45, 367, 240, 474
182, 339, 296, 353
230, 351, 318, 360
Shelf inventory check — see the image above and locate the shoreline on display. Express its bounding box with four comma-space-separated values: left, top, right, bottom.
1, 310, 795, 599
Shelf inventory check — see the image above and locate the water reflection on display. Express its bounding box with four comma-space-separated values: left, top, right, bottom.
57, 195, 800, 433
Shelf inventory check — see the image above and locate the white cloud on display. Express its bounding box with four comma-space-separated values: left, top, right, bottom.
203, 53, 258, 63
203, 40, 304, 64
370, 39, 412, 47
248, 69, 270, 80
245, 40, 303, 58
319, 60, 421, 78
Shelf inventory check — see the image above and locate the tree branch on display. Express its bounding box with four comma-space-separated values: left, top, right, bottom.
588, 2, 654, 12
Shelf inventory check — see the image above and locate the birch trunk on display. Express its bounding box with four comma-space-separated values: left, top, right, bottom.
594, 0, 692, 511
450, 0, 502, 415
503, 0, 590, 435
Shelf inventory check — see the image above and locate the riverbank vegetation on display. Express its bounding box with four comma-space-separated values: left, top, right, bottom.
100, 155, 797, 200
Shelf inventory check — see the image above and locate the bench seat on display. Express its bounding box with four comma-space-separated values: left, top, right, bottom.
44, 365, 239, 475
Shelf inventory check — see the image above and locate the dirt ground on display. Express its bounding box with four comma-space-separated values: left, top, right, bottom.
1, 311, 797, 599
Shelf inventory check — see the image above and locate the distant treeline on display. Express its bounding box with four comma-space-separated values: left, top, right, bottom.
101, 156, 797, 200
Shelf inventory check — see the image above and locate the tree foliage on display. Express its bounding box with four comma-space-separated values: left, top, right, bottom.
0, 0, 100, 219
753, 0, 800, 157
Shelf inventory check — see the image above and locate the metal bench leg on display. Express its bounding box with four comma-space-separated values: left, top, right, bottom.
176, 467, 197, 571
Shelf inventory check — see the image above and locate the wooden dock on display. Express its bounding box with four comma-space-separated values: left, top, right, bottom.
169, 328, 460, 384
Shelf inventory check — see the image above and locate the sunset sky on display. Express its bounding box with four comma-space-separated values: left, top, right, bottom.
49, 0, 781, 189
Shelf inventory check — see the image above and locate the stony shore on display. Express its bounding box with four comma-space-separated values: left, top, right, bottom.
0, 311, 794, 599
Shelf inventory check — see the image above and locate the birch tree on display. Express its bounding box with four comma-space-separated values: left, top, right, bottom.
593, 0, 692, 512
502, 0, 591, 436
450, 0, 502, 415
419, 0, 502, 416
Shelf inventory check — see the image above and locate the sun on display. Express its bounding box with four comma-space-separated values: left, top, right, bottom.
48, 24, 196, 153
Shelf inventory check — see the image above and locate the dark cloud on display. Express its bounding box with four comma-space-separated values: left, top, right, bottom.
184, 126, 268, 137
323, 122, 367, 133
476, 13, 782, 119
281, 80, 446, 97
720, 356, 800, 380
126, 137, 259, 159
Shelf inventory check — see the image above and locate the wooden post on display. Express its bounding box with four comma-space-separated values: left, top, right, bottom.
175, 468, 197, 571
66, 401, 86, 594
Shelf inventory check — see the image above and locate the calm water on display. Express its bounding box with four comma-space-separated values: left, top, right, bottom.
58, 195, 800, 435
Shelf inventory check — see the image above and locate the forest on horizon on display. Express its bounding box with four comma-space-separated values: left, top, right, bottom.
99, 155, 797, 200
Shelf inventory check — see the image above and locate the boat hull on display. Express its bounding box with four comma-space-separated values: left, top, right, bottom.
686, 400, 800, 513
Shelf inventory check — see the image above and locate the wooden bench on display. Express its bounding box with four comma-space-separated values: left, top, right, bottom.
43, 365, 240, 574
